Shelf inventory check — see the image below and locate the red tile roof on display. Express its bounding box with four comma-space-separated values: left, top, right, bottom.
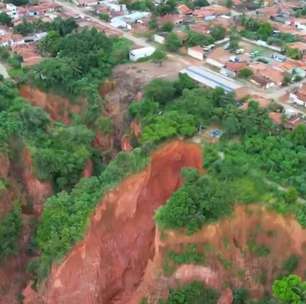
177, 4, 192, 15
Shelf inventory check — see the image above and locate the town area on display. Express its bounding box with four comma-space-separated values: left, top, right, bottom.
1, 0, 306, 129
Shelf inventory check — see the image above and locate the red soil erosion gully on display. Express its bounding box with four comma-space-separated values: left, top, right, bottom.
23, 140, 203, 304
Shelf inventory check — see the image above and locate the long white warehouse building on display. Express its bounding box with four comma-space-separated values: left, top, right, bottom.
180, 66, 242, 92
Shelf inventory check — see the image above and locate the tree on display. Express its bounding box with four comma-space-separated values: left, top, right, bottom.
272, 275, 306, 304
160, 282, 219, 304
151, 49, 166, 66
229, 30, 240, 52
155, 0, 176, 16
284, 187, 298, 204
144, 78, 176, 104
187, 31, 214, 47
165, 33, 182, 52
0, 12, 12, 26
161, 21, 174, 32
148, 18, 158, 30
0, 204, 22, 261
282, 74, 292, 86
194, 0, 209, 8
210, 26, 226, 41
99, 13, 110, 22
233, 288, 249, 304
290, 124, 306, 146
155, 174, 233, 232
238, 68, 253, 79
257, 22, 273, 41
52, 17, 78, 36
225, 0, 233, 8
38, 31, 61, 56
285, 47, 303, 60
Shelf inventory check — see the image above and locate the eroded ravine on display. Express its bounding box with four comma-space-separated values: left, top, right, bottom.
28, 140, 202, 304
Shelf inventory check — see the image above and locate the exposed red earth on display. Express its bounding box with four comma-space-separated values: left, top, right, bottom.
19, 85, 83, 124
24, 140, 202, 304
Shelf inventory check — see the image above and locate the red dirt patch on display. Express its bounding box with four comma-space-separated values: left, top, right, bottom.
25, 140, 202, 304
19, 86, 83, 124
145, 205, 306, 300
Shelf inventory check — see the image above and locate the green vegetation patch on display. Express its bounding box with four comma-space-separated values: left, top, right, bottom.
163, 243, 205, 275
0, 204, 22, 262
247, 239, 270, 257
155, 169, 234, 233
32, 148, 148, 282
159, 281, 219, 304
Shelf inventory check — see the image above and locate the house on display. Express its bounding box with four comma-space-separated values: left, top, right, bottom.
177, 4, 192, 16
190, 22, 210, 35
159, 14, 184, 25
249, 63, 284, 88
154, 33, 166, 44
290, 83, 306, 107
129, 46, 155, 61
285, 116, 302, 129
123, 11, 151, 24
98, 1, 127, 13
193, 5, 230, 20
257, 68, 284, 88
224, 61, 248, 76
209, 15, 233, 29
77, 0, 99, 7
6, 3, 17, 19
206, 47, 231, 69
111, 17, 130, 29
0, 33, 23, 47
187, 46, 204, 61
293, 18, 306, 31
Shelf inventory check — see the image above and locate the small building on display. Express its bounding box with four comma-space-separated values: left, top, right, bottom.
159, 14, 184, 25
177, 4, 192, 15
154, 33, 166, 44
187, 46, 204, 61
129, 46, 156, 61
290, 83, 306, 107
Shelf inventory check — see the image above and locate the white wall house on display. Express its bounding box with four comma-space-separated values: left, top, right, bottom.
129, 47, 155, 61
289, 93, 306, 107
187, 46, 204, 61
154, 34, 165, 44
206, 58, 224, 69
6, 3, 18, 19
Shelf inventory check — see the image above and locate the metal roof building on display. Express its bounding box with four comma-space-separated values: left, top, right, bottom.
180, 66, 242, 92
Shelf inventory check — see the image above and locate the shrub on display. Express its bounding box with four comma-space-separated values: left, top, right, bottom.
238, 68, 253, 79
0, 204, 22, 261
160, 281, 219, 304
281, 255, 300, 276
155, 172, 233, 233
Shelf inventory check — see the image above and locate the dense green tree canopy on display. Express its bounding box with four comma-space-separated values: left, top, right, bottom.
272, 275, 306, 304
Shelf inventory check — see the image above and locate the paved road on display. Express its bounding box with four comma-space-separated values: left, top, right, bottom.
0, 62, 9, 79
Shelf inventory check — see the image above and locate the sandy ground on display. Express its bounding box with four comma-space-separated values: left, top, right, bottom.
113, 57, 199, 83
0, 62, 9, 79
